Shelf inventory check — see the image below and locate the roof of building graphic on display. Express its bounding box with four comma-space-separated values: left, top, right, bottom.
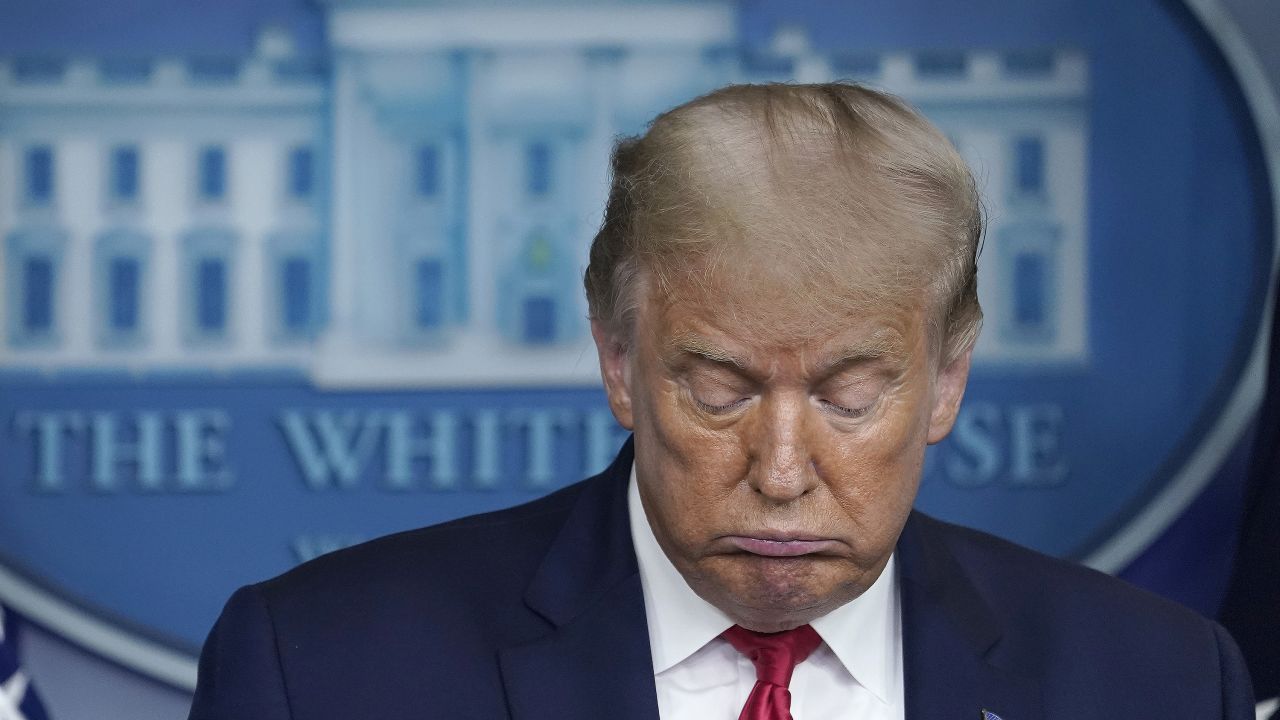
0, 0, 326, 56
738, 0, 1092, 53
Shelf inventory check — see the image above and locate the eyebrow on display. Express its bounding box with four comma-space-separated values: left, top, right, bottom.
669, 334, 749, 369
816, 331, 906, 375
668, 328, 906, 376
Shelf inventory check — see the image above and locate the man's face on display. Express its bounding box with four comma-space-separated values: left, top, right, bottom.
594, 268, 972, 632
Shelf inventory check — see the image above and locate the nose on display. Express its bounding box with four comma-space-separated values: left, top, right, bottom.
749, 394, 818, 503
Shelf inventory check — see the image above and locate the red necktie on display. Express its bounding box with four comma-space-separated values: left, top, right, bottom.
722, 624, 823, 720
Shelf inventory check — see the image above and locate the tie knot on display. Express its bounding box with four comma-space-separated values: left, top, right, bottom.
721, 624, 822, 688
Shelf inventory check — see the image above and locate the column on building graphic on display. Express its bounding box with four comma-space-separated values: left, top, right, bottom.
475, 45, 593, 348
395, 109, 467, 346
0, 28, 329, 370
491, 119, 586, 347
325, 50, 469, 352
998, 132, 1063, 345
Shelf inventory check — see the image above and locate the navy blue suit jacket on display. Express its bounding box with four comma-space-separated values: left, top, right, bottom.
189, 440, 1253, 719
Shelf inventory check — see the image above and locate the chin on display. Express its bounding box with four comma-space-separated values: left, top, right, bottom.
721, 596, 832, 633
699, 558, 848, 630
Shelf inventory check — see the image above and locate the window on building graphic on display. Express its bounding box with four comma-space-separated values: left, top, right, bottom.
1012, 252, 1048, 330
280, 256, 312, 333
198, 146, 227, 202
526, 142, 552, 198
94, 231, 150, 344
702, 45, 736, 67
187, 58, 240, 84
267, 232, 324, 341
832, 52, 880, 78
13, 58, 65, 84
415, 145, 440, 199
1014, 136, 1045, 198
25, 146, 54, 206
100, 58, 153, 84
7, 230, 67, 345
522, 296, 556, 344
916, 51, 967, 78
1003, 50, 1055, 78
22, 256, 55, 333
108, 257, 141, 332
741, 51, 794, 77
110, 146, 141, 203
414, 259, 444, 329
195, 258, 227, 332
287, 146, 314, 201
273, 58, 327, 84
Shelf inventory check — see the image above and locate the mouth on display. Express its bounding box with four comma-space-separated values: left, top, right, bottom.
724, 535, 841, 557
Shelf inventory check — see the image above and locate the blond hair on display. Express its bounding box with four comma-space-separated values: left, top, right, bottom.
584, 82, 984, 362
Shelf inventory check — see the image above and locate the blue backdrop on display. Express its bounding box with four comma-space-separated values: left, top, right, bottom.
0, 0, 1273, 713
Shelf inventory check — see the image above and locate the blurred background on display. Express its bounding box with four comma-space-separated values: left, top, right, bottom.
0, 0, 1276, 717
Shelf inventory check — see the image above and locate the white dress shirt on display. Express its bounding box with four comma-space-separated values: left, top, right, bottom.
628, 471, 905, 720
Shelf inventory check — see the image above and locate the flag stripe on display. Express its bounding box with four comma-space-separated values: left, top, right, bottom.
0, 607, 48, 720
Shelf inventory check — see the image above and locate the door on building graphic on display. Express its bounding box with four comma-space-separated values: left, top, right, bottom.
500, 226, 577, 347
414, 257, 445, 331
522, 296, 556, 345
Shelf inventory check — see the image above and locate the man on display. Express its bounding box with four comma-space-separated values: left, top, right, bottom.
189, 83, 1253, 719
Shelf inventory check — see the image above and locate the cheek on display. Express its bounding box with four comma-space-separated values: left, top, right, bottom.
643, 374, 745, 464
815, 394, 930, 525
633, 378, 752, 532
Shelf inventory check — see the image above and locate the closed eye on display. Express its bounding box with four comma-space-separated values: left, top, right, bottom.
679, 361, 754, 416
818, 398, 872, 419
694, 396, 751, 414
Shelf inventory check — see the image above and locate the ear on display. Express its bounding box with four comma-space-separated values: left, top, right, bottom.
927, 346, 973, 444
591, 319, 635, 430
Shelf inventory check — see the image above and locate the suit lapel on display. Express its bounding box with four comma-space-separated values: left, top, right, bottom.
498, 439, 660, 720
898, 513, 1043, 720
500, 573, 657, 720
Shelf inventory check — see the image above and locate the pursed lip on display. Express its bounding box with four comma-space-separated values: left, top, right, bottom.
724, 535, 841, 557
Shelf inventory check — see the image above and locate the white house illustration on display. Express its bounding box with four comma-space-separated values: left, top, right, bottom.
0, 0, 1089, 387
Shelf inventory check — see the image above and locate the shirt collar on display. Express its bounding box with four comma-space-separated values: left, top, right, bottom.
627, 466, 900, 705
810, 548, 899, 705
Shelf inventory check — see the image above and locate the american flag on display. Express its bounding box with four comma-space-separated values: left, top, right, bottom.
0, 606, 49, 720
